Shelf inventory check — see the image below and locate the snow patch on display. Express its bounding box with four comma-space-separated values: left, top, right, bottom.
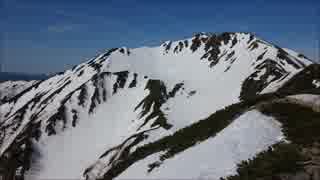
313, 80, 320, 88
118, 110, 283, 179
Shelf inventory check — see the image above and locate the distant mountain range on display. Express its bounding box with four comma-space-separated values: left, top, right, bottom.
0, 72, 48, 82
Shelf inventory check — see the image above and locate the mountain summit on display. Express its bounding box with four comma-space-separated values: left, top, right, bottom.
0, 32, 319, 180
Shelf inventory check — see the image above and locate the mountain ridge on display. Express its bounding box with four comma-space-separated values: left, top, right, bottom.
0, 32, 319, 180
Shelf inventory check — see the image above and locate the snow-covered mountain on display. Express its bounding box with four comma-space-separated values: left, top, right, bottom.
0, 32, 319, 180
0, 81, 38, 103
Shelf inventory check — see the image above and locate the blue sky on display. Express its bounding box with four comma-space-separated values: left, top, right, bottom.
1, 0, 319, 74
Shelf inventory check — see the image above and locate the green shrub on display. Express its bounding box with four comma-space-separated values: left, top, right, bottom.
259, 102, 320, 146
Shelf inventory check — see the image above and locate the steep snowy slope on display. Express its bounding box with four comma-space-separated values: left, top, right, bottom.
0, 32, 315, 180
0, 81, 38, 103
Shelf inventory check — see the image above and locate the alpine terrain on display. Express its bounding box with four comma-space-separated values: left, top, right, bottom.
0, 32, 319, 180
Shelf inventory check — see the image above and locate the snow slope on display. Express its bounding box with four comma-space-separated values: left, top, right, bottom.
0, 81, 37, 103
0, 32, 314, 180
117, 110, 283, 179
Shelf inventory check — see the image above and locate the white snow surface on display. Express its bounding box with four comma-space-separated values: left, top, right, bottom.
0, 80, 37, 101
117, 110, 283, 179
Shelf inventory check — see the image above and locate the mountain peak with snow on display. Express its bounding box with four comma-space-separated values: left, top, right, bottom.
0, 32, 319, 180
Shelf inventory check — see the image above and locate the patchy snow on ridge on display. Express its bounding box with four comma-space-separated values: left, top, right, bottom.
117, 110, 283, 179
24, 74, 149, 179
0, 80, 37, 101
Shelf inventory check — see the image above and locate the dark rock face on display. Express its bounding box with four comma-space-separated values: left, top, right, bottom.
240, 59, 288, 101
128, 73, 138, 88
164, 41, 172, 53
277, 48, 305, 69
278, 64, 320, 95
0, 123, 39, 180
199, 33, 234, 67
134, 80, 185, 130
190, 34, 202, 52
112, 71, 129, 94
